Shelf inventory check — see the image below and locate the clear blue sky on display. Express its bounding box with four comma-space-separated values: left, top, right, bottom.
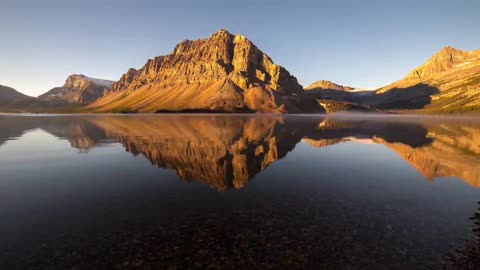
1, 0, 479, 96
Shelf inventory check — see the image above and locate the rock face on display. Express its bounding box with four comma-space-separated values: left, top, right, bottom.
403, 46, 480, 80
371, 46, 480, 111
305, 80, 354, 91
110, 68, 139, 92
90, 29, 322, 113
40, 74, 114, 104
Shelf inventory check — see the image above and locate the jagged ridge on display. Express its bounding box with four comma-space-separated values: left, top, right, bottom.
90, 29, 322, 113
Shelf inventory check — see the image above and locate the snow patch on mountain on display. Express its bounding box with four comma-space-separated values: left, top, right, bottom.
86, 76, 115, 87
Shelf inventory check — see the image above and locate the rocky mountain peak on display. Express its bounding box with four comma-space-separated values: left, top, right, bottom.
405, 46, 480, 80
91, 29, 317, 113
63, 74, 114, 89
305, 80, 354, 91
39, 74, 114, 104
110, 68, 139, 92
108, 29, 302, 94
63, 74, 91, 90
373, 45, 480, 111
439, 45, 458, 53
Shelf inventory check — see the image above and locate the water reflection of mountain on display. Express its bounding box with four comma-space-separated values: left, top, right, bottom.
304, 118, 480, 188
88, 116, 301, 191
0, 116, 109, 150
1, 115, 479, 190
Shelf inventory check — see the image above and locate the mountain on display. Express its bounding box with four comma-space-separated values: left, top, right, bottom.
1, 74, 114, 112
305, 80, 355, 91
371, 46, 480, 112
303, 80, 377, 110
88, 29, 323, 113
39, 74, 114, 104
403, 46, 480, 80
0, 84, 33, 105
4, 38, 479, 114
0, 84, 51, 112
307, 46, 480, 113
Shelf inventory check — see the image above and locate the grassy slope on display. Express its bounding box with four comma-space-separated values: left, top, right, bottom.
374, 60, 480, 114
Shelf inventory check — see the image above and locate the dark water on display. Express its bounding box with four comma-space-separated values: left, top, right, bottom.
0, 114, 479, 270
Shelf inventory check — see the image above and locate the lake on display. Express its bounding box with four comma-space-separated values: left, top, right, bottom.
0, 114, 479, 269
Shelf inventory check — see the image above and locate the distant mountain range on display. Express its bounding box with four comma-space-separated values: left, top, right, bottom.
305, 46, 480, 113
1, 30, 479, 114
0, 74, 114, 112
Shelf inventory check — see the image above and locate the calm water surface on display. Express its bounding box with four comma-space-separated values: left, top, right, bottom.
0, 114, 479, 269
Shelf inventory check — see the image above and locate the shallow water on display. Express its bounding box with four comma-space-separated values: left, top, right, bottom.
0, 114, 479, 269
